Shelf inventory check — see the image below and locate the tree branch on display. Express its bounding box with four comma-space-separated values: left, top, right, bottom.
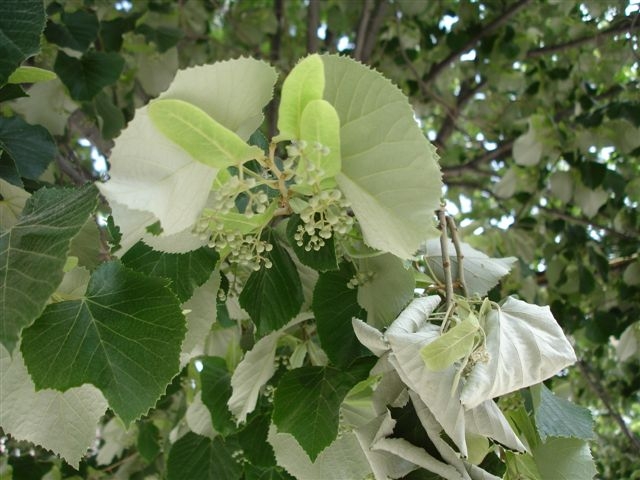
267, 0, 284, 138
354, 0, 374, 61
527, 13, 640, 58
434, 79, 486, 151
360, 0, 388, 62
576, 360, 640, 454
422, 0, 532, 88
442, 141, 514, 177
307, 0, 320, 54
541, 206, 640, 240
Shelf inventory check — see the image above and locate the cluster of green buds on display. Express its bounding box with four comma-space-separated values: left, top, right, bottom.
210, 175, 270, 217
292, 189, 354, 251
284, 140, 331, 186
346, 270, 376, 289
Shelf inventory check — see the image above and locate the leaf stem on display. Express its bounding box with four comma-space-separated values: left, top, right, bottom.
438, 209, 454, 311
446, 215, 468, 297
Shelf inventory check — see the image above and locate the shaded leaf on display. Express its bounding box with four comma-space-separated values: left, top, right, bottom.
286, 214, 338, 272
532, 384, 594, 441
200, 356, 236, 436
21, 261, 186, 424
0, 115, 56, 182
54, 50, 124, 101
167, 432, 242, 480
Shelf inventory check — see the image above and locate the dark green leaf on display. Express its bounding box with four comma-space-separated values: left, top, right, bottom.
532, 384, 594, 441
94, 91, 125, 139
136, 24, 184, 52
238, 412, 276, 467
0, 0, 45, 85
239, 231, 303, 335
0, 184, 98, 351
137, 421, 161, 462
200, 356, 236, 436
121, 242, 218, 302
312, 262, 368, 366
286, 214, 338, 272
167, 433, 242, 480
44, 9, 99, 52
0, 84, 28, 102
0, 115, 56, 181
21, 261, 186, 424
272, 360, 373, 461
54, 50, 124, 101
99, 14, 140, 52
244, 464, 294, 480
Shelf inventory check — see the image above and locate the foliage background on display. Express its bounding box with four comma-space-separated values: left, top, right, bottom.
1, 0, 639, 478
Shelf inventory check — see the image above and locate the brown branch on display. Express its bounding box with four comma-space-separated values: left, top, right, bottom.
434, 79, 486, 151
354, 0, 374, 61
541, 206, 639, 240
360, 0, 389, 62
307, 0, 320, 54
442, 141, 514, 177
576, 360, 640, 454
422, 0, 532, 88
527, 13, 640, 58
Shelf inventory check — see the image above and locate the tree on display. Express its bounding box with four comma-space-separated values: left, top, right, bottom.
0, 0, 638, 478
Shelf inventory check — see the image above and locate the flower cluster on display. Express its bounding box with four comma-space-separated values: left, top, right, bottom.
346, 270, 376, 289
284, 140, 331, 186
293, 189, 354, 251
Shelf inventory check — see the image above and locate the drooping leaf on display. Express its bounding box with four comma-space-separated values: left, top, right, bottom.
272, 360, 373, 461
298, 99, 341, 179
200, 356, 236, 436
460, 297, 577, 409
7, 66, 56, 84
423, 239, 517, 297
532, 437, 596, 480
532, 384, 594, 441
121, 241, 218, 302
420, 316, 479, 371
0, 344, 108, 468
166, 432, 242, 480
148, 99, 263, 168
228, 331, 279, 424
0, 115, 56, 182
321, 54, 442, 259
276, 54, 325, 141
357, 253, 415, 328
20, 261, 186, 424
313, 262, 368, 366
0, 184, 98, 352
267, 424, 372, 480
239, 231, 303, 335
0, 0, 45, 85
54, 50, 124, 101
181, 271, 220, 366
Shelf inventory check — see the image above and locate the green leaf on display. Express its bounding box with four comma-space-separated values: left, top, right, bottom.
54, 50, 124, 101
244, 464, 294, 480
272, 360, 373, 461
312, 262, 368, 366
532, 437, 596, 480
504, 452, 542, 480
44, 9, 99, 52
200, 356, 236, 436
321, 54, 442, 259
121, 242, 218, 302
238, 413, 278, 468
0, 115, 56, 182
167, 432, 242, 480
0, 184, 98, 352
276, 54, 324, 141
532, 384, 594, 441
357, 253, 415, 328
286, 214, 338, 272
94, 90, 125, 139
0, 344, 108, 468
20, 261, 186, 425
0, 0, 45, 85
7, 66, 56, 84
239, 231, 303, 335
148, 99, 263, 168
137, 421, 161, 462
298, 99, 341, 179
420, 316, 479, 371
0, 83, 27, 102
0, 178, 30, 229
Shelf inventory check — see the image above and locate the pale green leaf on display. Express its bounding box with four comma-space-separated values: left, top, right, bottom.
186, 392, 215, 439
533, 437, 596, 480
460, 297, 577, 409
420, 317, 479, 371
532, 384, 594, 441
20, 261, 186, 424
504, 452, 542, 480
148, 99, 263, 168
573, 184, 608, 218
0, 184, 98, 352
549, 171, 574, 203
299, 99, 341, 179
321, 54, 442, 259
424, 239, 516, 296
357, 253, 415, 328
268, 424, 371, 480
276, 54, 324, 141
623, 261, 640, 286
7, 66, 56, 84
513, 125, 543, 166
617, 322, 640, 361
96, 417, 136, 466
0, 344, 108, 468
228, 330, 279, 424
0, 178, 29, 229
136, 48, 179, 96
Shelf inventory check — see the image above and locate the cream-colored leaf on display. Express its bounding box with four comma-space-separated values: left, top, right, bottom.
0, 179, 30, 229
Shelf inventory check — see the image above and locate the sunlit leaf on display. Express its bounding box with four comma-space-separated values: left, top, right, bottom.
420, 316, 479, 371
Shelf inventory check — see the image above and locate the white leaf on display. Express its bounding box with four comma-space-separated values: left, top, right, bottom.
460, 297, 577, 409
465, 400, 526, 452
616, 323, 640, 362
0, 345, 108, 468
180, 271, 221, 367
227, 331, 279, 424
357, 253, 415, 328
573, 184, 608, 218
0, 179, 30, 229
549, 171, 574, 203
268, 424, 372, 480
424, 239, 517, 296
185, 392, 215, 439
386, 296, 441, 336
353, 318, 388, 357
513, 126, 542, 166
96, 417, 136, 466
493, 167, 518, 199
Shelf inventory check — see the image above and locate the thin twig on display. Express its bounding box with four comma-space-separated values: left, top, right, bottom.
447, 216, 468, 297
438, 209, 454, 310
576, 360, 640, 454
